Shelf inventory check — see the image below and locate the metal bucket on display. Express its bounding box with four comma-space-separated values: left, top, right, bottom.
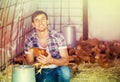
62, 25, 76, 48
12, 65, 36, 82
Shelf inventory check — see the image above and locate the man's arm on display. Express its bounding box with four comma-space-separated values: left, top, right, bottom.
51, 47, 69, 66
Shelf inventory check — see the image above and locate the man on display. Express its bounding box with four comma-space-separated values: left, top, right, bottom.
24, 10, 70, 82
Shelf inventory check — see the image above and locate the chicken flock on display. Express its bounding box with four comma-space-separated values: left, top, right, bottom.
68, 38, 120, 68
13, 38, 120, 69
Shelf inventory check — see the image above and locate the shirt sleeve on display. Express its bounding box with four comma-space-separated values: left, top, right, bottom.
24, 37, 32, 52
55, 32, 67, 48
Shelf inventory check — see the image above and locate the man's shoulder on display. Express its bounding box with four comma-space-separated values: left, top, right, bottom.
25, 30, 36, 40
50, 30, 58, 33
49, 30, 61, 35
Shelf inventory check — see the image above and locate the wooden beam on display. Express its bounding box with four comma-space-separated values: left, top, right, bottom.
83, 0, 88, 40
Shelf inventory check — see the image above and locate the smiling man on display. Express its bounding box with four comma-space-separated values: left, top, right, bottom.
24, 10, 70, 82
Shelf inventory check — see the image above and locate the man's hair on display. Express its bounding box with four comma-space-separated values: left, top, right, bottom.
31, 10, 48, 22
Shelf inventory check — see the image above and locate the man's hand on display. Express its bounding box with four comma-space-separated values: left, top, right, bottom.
36, 51, 53, 65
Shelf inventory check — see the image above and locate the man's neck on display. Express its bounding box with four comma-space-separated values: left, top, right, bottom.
37, 29, 48, 39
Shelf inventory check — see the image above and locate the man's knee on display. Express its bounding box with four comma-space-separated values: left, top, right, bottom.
57, 66, 70, 82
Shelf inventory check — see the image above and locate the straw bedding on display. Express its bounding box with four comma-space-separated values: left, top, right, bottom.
0, 62, 120, 82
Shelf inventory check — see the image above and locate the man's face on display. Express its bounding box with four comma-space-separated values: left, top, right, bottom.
32, 14, 49, 32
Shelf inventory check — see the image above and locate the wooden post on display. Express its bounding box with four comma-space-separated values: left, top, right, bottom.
83, 0, 88, 40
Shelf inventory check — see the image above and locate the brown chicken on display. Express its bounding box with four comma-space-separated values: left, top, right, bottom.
97, 41, 110, 54
26, 47, 48, 65
13, 54, 27, 65
95, 53, 113, 68
75, 45, 92, 64
27, 48, 49, 74
68, 48, 76, 56
68, 48, 80, 64
108, 41, 120, 60
13, 48, 48, 66
30, 47, 48, 57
